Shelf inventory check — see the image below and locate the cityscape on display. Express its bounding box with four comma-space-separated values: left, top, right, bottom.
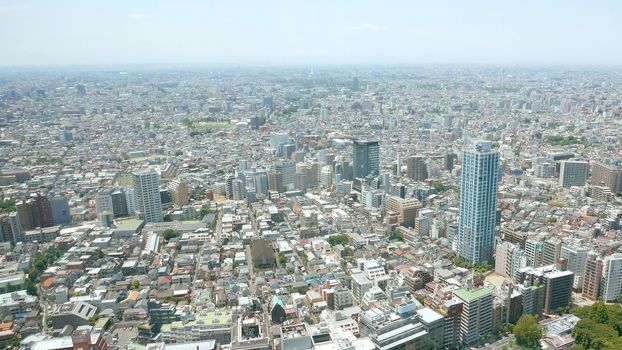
1, 2, 622, 350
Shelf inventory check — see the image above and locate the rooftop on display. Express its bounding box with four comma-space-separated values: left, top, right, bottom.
453, 287, 492, 303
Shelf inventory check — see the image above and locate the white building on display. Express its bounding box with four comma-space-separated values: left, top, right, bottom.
133, 170, 163, 223
600, 253, 622, 302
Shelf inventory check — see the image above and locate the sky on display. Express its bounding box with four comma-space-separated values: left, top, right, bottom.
0, 0, 621, 67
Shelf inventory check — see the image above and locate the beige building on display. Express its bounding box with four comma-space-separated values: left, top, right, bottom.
386, 196, 421, 228
168, 178, 189, 206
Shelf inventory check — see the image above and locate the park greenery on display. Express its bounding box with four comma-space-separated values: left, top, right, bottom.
546, 135, 589, 146
571, 301, 622, 350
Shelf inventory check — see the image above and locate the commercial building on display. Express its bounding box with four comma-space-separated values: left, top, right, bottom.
386, 196, 421, 229
544, 270, 574, 314
352, 140, 380, 179
559, 160, 589, 188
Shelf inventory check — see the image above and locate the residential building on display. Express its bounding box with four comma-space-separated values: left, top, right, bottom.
457, 140, 500, 265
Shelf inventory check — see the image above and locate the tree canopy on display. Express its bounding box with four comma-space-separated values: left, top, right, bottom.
513, 315, 542, 349
571, 301, 622, 349
163, 229, 181, 241
327, 234, 349, 246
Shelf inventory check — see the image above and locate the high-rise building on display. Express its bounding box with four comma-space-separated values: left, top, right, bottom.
591, 162, 622, 195
559, 160, 589, 188
281, 143, 296, 160
110, 189, 129, 217
49, 196, 71, 225
133, 170, 163, 223
251, 171, 269, 196
415, 209, 434, 236
9, 212, 22, 244
274, 160, 295, 192
453, 286, 493, 346
582, 253, 603, 300
560, 246, 589, 290
495, 241, 526, 279
352, 140, 380, 179
16, 201, 34, 231
445, 153, 457, 172
342, 160, 352, 180
319, 165, 332, 188
0, 215, 13, 244
167, 179, 189, 206
95, 193, 113, 214
600, 253, 622, 302
544, 270, 574, 313
125, 188, 136, 215
294, 172, 308, 192
542, 239, 562, 266
32, 193, 54, 228
407, 155, 428, 181
457, 141, 500, 265
525, 239, 544, 267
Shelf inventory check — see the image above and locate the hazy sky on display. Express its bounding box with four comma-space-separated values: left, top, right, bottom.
1, 0, 621, 66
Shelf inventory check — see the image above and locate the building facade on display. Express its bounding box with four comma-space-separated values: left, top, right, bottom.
457, 141, 500, 265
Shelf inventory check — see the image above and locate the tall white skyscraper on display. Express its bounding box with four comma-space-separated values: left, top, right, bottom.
600, 253, 622, 302
125, 188, 136, 215
133, 169, 163, 223
457, 140, 500, 265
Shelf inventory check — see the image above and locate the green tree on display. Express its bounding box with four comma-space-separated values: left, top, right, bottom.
163, 229, 181, 241
0, 199, 16, 214
130, 279, 140, 289
94, 249, 105, 260
589, 301, 609, 324
278, 252, 287, 265
573, 318, 621, 349
513, 315, 542, 349
327, 234, 349, 246
23, 280, 38, 296
389, 230, 404, 242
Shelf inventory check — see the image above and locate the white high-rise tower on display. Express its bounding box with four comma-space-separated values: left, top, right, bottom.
457, 140, 500, 265
133, 169, 163, 223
